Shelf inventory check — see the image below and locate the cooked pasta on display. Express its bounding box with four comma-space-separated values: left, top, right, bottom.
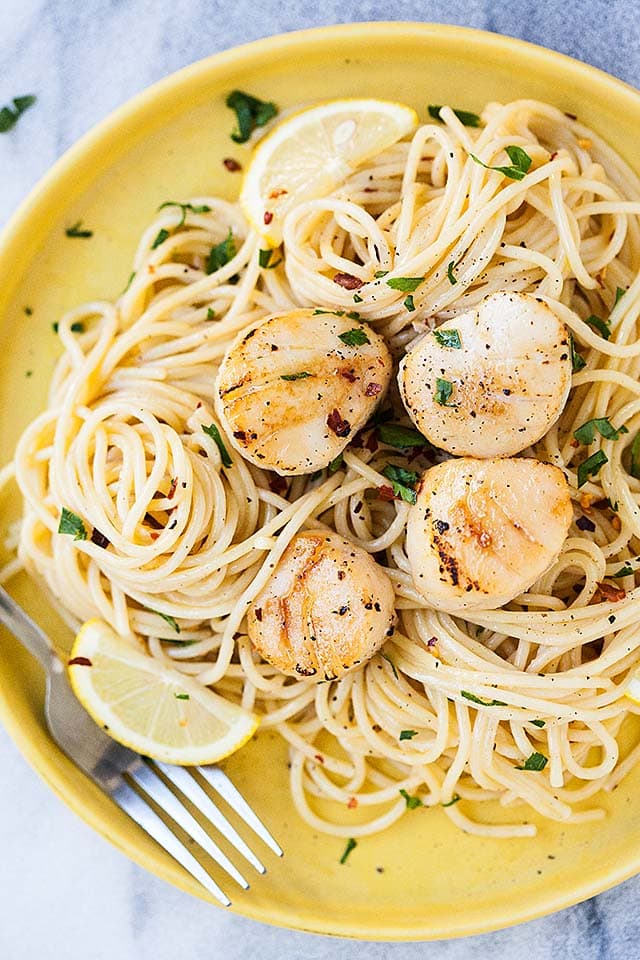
4, 97, 640, 838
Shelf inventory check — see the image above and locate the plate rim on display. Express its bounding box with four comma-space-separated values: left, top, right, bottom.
1, 20, 640, 940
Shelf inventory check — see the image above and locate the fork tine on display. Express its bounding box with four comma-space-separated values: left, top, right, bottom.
197, 766, 283, 857
155, 762, 266, 874
111, 780, 231, 906
129, 763, 249, 890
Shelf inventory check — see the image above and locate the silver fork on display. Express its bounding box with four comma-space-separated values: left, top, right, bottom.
0, 585, 282, 905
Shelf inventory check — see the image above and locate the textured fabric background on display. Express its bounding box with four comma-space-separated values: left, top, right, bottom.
1, 2, 640, 957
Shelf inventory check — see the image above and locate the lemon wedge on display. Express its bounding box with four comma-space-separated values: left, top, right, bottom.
240, 98, 418, 245
68, 619, 258, 765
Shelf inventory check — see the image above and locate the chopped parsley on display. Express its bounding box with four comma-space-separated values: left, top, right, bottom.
569, 333, 586, 372
226, 90, 278, 144
258, 248, 282, 269
378, 423, 428, 448
461, 690, 507, 707
158, 201, 212, 226
631, 433, 640, 479
577, 450, 608, 488
374, 270, 389, 278
399, 788, 423, 810
339, 327, 370, 347
340, 837, 357, 864
353, 292, 363, 303
614, 286, 626, 307
386, 276, 423, 293
530, 719, 546, 728
382, 464, 419, 504
58, 508, 87, 541
446, 261, 457, 285
470, 145, 532, 180
206, 308, 216, 320
203, 422, 232, 468
574, 418, 628, 444
612, 563, 635, 578
381, 652, 398, 679
52, 321, 84, 334
515, 752, 548, 771
65, 220, 93, 238
280, 371, 311, 381
328, 453, 344, 473
442, 794, 461, 807
146, 608, 181, 634
174, 692, 190, 700
585, 314, 611, 340
399, 729, 418, 740
433, 328, 461, 349
404, 294, 416, 312
151, 228, 169, 250
123, 271, 136, 293
0, 94, 36, 133
206, 229, 236, 275
434, 377, 455, 406
428, 104, 481, 127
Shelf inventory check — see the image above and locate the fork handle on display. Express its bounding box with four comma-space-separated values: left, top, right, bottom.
0, 585, 57, 670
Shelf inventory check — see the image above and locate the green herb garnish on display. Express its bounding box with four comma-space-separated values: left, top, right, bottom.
52, 321, 84, 334
174, 693, 190, 700
461, 690, 507, 707
585, 314, 611, 340
434, 377, 454, 406
446, 261, 457, 285
470, 144, 532, 180
58, 508, 87, 541
399, 730, 418, 740
428, 104, 481, 127
574, 418, 628, 444
378, 423, 428, 449
280, 371, 312, 381
382, 464, 419, 504
258, 248, 282, 269
404, 294, 415, 312
353, 292, 363, 303
146, 608, 181, 634
206, 308, 216, 320
433, 328, 461, 349
381, 652, 398, 679
0, 94, 36, 133
328, 453, 344, 473
630, 433, 640, 479
577, 450, 608, 488
158, 201, 212, 226
123, 271, 136, 293
386, 276, 423, 293
399, 788, 423, 810
203, 422, 232, 468
442, 794, 461, 807
515, 752, 548, 771
226, 90, 278, 144
65, 220, 93, 238
614, 286, 626, 307
569, 333, 586, 372
340, 838, 357, 864
374, 270, 389, 278
530, 719, 546, 728
339, 327, 370, 347
151, 228, 169, 250
207, 229, 236, 275
612, 563, 635, 578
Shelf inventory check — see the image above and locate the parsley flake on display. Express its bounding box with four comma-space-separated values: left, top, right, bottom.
428, 104, 481, 127
374, 270, 389, 278
434, 377, 455, 406
386, 276, 423, 293
58, 508, 87, 541
585, 314, 611, 340
446, 261, 458, 285
470, 145, 532, 180
612, 563, 635, 578
569, 333, 586, 372
381, 464, 419, 504
404, 294, 415, 312
399, 788, 423, 809
0, 94, 36, 133
381, 652, 398, 679
226, 90, 278, 143
577, 450, 608, 488
574, 418, 628, 444
65, 220, 93, 238
614, 286, 626, 307
280, 371, 312, 381
151, 228, 169, 250
203, 422, 232, 467
378, 423, 428, 449
340, 838, 357, 864
630, 433, 640, 479
174, 693, 190, 700
328, 453, 344, 473
399, 729, 418, 740
530, 719, 546, 728
461, 690, 507, 707
442, 794, 461, 807
207, 229, 236, 275
433, 328, 461, 349
158, 201, 212, 226
145, 608, 181, 634
515, 752, 548, 771
258, 248, 282, 269
339, 327, 370, 347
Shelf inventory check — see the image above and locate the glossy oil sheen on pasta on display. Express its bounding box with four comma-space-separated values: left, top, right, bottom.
4, 98, 640, 839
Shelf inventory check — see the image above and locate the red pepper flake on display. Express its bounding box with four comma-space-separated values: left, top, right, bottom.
167, 478, 178, 500
268, 188, 288, 199
150, 532, 160, 540
68, 656, 92, 667
365, 382, 382, 397
612, 515, 622, 531
550, 151, 558, 161
327, 408, 351, 437
268, 474, 288, 496
363, 187, 378, 193
596, 581, 626, 602
314, 754, 325, 764
333, 272, 364, 290
90, 528, 110, 549
263, 211, 273, 225
223, 157, 242, 172
570, 438, 579, 448
427, 637, 438, 647
254, 607, 263, 622
347, 796, 358, 809
377, 484, 396, 502
340, 369, 357, 383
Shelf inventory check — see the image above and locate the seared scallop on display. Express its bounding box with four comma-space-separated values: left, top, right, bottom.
247, 530, 396, 681
406, 457, 572, 612
398, 292, 572, 458
215, 308, 392, 475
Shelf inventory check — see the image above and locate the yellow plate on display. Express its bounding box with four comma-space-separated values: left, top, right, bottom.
2, 22, 640, 940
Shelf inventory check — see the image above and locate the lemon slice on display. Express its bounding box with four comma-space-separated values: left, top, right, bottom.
625, 671, 640, 705
68, 619, 258, 765
240, 98, 418, 245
